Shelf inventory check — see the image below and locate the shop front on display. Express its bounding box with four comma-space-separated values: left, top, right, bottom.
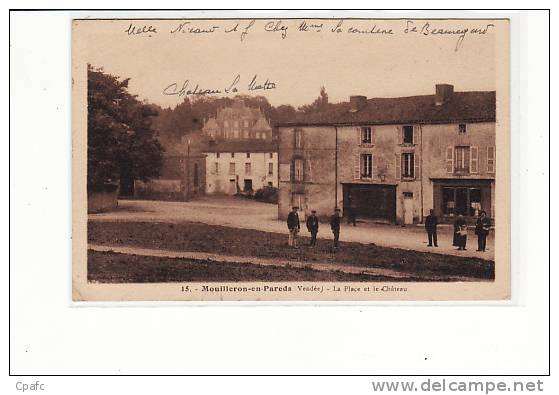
432, 179, 493, 223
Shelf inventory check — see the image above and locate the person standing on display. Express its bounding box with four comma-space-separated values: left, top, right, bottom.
454, 214, 467, 250
306, 210, 319, 247
475, 210, 491, 252
425, 209, 438, 247
346, 197, 357, 226
287, 206, 300, 248
330, 208, 341, 249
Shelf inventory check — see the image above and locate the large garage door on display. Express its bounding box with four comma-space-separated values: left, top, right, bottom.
343, 184, 396, 223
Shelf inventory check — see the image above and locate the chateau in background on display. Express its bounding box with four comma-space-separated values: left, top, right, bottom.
276, 84, 496, 224
202, 98, 273, 141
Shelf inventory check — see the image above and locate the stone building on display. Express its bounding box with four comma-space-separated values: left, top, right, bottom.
134, 137, 206, 201
204, 140, 278, 195
202, 99, 273, 140
276, 84, 496, 224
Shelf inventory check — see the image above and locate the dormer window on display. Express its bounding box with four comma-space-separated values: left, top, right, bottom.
459, 124, 467, 134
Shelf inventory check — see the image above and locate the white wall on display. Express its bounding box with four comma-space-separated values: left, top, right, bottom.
205, 151, 278, 194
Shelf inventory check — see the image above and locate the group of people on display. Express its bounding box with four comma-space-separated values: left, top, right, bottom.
287, 206, 492, 253
286, 206, 342, 249
424, 209, 492, 252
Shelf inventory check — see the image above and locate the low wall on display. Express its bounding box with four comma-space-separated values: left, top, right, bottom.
88, 186, 119, 213
135, 179, 184, 201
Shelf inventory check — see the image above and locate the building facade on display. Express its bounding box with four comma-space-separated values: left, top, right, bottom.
202, 99, 273, 141
134, 138, 206, 201
204, 140, 278, 195
277, 85, 496, 224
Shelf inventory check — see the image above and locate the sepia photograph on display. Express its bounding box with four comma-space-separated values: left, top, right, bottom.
72, 17, 510, 301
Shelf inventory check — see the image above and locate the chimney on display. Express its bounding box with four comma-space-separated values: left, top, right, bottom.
435, 84, 454, 106
349, 95, 368, 112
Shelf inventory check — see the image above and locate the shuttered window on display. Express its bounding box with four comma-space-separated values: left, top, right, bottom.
445, 147, 454, 173
470, 146, 479, 173
354, 154, 361, 180
361, 154, 373, 179
454, 146, 470, 173
402, 153, 415, 178
413, 125, 420, 145
294, 129, 302, 149
294, 159, 304, 182
395, 153, 402, 180
487, 146, 495, 173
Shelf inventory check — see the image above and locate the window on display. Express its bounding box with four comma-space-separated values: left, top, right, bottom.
231, 152, 235, 158
216, 152, 220, 158
459, 124, 467, 134
469, 188, 482, 216
361, 126, 372, 144
443, 187, 484, 216
402, 153, 415, 178
268, 162, 274, 175
269, 152, 273, 159
295, 129, 302, 149
403, 125, 414, 144
454, 146, 470, 173
268, 182, 273, 187
246, 152, 251, 158
442, 188, 456, 215
292, 193, 304, 210
229, 162, 235, 175
245, 163, 251, 175
361, 154, 373, 179
214, 162, 220, 174
294, 159, 304, 182
243, 179, 253, 192
487, 146, 495, 173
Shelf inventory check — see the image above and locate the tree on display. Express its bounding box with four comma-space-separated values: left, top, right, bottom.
299, 86, 330, 114
87, 65, 164, 191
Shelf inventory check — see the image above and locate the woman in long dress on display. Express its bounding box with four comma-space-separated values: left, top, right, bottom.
454, 215, 467, 250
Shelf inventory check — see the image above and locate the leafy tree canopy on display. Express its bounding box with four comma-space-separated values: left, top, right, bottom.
87, 65, 164, 189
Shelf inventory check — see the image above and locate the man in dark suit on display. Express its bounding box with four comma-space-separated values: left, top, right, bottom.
475, 210, 491, 252
330, 208, 341, 249
287, 206, 300, 248
306, 210, 319, 247
425, 209, 438, 247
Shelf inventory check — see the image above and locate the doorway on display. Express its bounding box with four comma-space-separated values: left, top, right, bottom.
403, 192, 414, 225
229, 179, 236, 195
342, 184, 396, 223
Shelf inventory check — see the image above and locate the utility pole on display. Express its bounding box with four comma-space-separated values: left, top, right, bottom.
334, 126, 338, 209
186, 139, 191, 200
184, 138, 191, 201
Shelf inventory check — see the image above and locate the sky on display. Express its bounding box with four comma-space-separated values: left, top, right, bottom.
74, 18, 506, 108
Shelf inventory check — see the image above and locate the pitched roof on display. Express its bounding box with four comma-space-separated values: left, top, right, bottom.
203, 139, 277, 153
253, 117, 271, 131
276, 91, 496, 127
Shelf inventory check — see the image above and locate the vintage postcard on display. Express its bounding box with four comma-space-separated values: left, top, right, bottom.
72, 16, 510, 301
